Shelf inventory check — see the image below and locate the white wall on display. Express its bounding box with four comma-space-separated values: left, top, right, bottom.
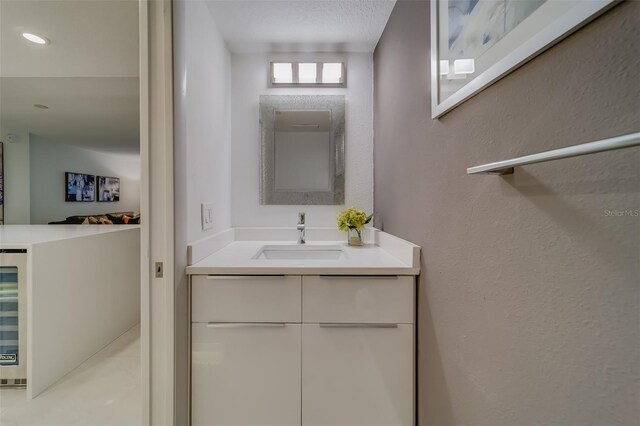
375, 2, 640, 425
174, 2, 232, 242
172, 1, 232, 423
1, 129, 30, 224
29, 136, 140, 224
230, 52, 374, 227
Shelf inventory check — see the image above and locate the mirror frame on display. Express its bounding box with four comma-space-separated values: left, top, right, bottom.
259, 95, 345, 205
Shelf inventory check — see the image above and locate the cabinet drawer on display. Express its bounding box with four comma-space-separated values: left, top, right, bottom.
302, 275, 414, 324
191, 275, 301, 323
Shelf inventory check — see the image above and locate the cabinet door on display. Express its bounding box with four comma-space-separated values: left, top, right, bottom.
192, 323, 301, 426
302, 323, 414, 426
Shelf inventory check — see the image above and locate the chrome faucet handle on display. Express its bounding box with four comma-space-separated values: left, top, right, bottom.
298, 212, 305, 224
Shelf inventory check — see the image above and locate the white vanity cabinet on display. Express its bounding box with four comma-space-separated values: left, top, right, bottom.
301, 275, 415, 426
302, 323, 414, 426
190, 274, 415, 426
190, 276, 302, 426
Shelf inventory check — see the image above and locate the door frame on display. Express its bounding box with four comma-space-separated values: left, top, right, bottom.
139, 2, 149, 423
139, 0, 175, 424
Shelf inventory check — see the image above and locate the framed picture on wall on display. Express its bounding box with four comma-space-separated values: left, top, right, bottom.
97, 176, 120, 202
0, 142, 4, 224
431, 0, 618, 118
65, 172, 95, 202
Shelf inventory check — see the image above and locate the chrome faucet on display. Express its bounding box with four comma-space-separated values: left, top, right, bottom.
297, 212, 306, 244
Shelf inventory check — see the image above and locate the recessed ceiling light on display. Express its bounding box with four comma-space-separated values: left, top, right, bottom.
34, 104, 49, 109
22, 32, 49, 45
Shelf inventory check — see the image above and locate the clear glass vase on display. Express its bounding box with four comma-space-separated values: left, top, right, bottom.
347, 228, 363, 246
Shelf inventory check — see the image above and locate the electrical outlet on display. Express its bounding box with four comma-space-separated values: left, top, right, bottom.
201, 203, 214, 230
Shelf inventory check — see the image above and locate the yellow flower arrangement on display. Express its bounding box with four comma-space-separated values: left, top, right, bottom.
337, 207, 372, 231
337, 208, 373, 246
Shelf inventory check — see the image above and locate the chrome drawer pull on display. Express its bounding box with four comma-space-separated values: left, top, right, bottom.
319, 323, 398, 329
206, 322, 286, 328
318, 275, 398, 279
205, 275, 285, 280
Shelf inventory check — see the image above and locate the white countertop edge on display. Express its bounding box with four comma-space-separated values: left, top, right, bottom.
0, 225, 141, 248
186, 266, 420, 276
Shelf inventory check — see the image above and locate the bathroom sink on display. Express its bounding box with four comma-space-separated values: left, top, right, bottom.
253, 245, 345, 260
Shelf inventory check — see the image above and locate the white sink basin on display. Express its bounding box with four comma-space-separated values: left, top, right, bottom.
253, 245, 345, 260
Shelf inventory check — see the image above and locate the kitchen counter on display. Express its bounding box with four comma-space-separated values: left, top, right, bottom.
0, 224, 140, 399
186, 228, 420, 275
0, 224, 140, 248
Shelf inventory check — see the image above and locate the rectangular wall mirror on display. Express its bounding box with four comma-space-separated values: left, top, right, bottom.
259, 95, 345, 205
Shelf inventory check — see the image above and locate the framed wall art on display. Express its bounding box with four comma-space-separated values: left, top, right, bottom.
65, 172, 95, 202
431, 0, 618, 118
97, 176, 120, 202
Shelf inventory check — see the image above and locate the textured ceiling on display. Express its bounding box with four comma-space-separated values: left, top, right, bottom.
205, 0, 397, 53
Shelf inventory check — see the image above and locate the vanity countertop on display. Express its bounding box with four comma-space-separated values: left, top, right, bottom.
186, 229, 420, 276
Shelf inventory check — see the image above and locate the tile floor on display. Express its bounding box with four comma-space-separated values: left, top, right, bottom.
0, 324, 141, 426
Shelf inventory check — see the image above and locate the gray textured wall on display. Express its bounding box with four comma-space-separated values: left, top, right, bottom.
373, 1, 639, 425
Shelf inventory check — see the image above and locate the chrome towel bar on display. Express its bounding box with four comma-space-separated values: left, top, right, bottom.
467, 132, 640, 175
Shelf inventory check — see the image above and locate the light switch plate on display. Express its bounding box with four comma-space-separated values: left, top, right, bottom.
201, 203, 214, 230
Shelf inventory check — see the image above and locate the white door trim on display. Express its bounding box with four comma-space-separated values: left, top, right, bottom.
140, 0, 175, 424
139, 0, 151, 424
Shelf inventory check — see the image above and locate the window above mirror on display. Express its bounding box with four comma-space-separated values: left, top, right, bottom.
269, 62, 345, 87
